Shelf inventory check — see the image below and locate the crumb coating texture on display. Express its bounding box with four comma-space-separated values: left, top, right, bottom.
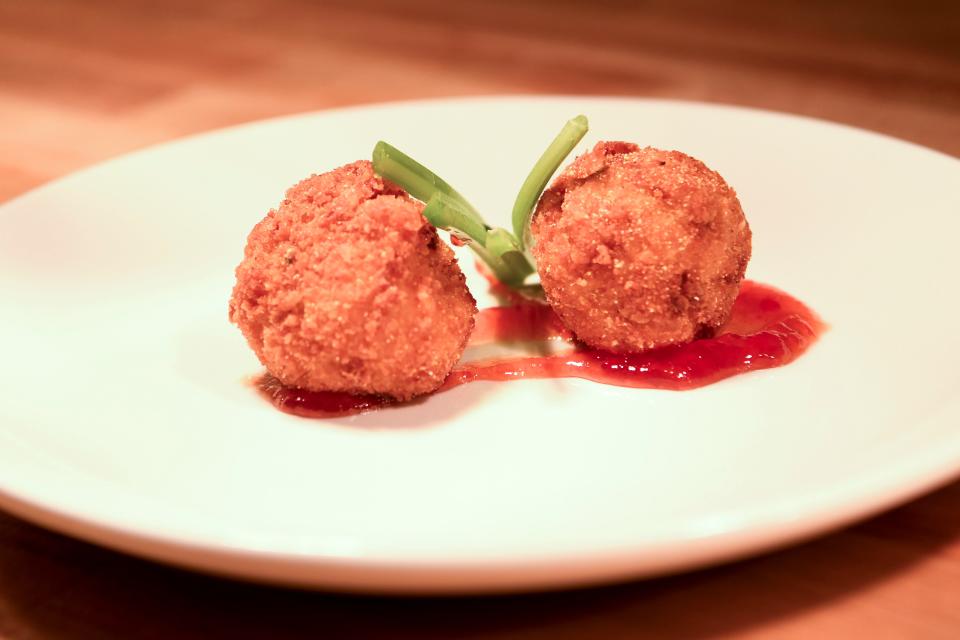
229, 161, 477, 400
531, 142, 752, 352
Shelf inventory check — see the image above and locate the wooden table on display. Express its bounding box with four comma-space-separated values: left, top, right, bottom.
2, 1, 958, 637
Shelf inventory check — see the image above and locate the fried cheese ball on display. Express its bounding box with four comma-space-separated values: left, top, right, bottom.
229, 161, 477, 400
531, 142, 751, 352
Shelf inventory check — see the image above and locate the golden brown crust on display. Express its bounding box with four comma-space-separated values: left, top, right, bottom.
531, 142, 752, 352
229, 160, 477, 400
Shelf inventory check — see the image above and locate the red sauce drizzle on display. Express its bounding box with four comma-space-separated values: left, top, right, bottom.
257, 280, 825, 418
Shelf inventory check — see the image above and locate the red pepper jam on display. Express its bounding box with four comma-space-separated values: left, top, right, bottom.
256, 281, 824, 418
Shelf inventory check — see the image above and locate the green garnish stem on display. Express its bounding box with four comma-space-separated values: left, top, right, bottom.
510, 115, 589, 250
373, 141, 535, 287
422, 193, 489, 246
372, 142, 485, 227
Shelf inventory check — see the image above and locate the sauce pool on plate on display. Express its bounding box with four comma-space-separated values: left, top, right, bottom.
256, 280, 825, 418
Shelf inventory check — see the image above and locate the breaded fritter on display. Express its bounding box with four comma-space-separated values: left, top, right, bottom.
531, 142, 751, 352
229, 161, 477, 400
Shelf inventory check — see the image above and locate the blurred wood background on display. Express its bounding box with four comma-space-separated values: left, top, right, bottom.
2, 0, 958, 202
1, 0, 959, 638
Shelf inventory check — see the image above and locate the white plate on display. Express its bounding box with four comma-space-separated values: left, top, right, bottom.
1, 97, 959, 594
